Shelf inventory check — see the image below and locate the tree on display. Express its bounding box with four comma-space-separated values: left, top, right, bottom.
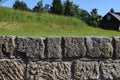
91, 8, 97, 15
80, 9, 90, 22
50, 0, 63, 15
0, 0, 5, 2
87, 8, 100, 27
64, 0, 81, 18
43, 4, 50, 13
13, 0, 30, 11
110, 8, 115, 13
64, 0, 73, 16
72, 4, 80, 18
0, 0, 7, 3
33, 0, 43, 13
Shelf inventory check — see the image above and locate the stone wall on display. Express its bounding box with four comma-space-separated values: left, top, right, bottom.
0, 36, 120, 80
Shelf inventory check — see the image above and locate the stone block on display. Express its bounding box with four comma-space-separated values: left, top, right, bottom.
101, 60, 120, 80
114, 37, 120, 58
63, 37, 86, 58
0, 60, 24, 80
27, 61, 71, 80
0, 36, 15, 59
46, 37, 61, 59
73, 60, 99, 80
15, 37, 44, 60
86, 37, 113, 58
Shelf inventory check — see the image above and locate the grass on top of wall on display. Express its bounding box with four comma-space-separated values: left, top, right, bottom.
0, 7, 120, 37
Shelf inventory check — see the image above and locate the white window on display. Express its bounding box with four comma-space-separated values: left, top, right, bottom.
107, 15, 111, 20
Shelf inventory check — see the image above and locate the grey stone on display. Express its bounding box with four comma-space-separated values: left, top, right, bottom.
27, 61, 71, 80
114, 37, 120, 58
101, 60, 120, 80
15, 36, 44, 60
73, 61, 99, 80
73, 60, 99, 80
27, 61, 37, 80
63, 37, 86, 58
0, 36, 15, 59
46, 37, 61, 59
86, 37, 113, 58
0, 60, 24, 80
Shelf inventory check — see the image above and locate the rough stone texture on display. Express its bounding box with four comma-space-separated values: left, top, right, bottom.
27, 61, 37, 80
27, 61, 71, 80
0, 36, 15, 59
114, 37, 120, 58
73, 60, 99, 80
15, 37, 44, 60
0, 60, 24, 80
1, 36, 120, 80
63, 37, 86, 58
46, 37, 61, 59
86, 37, 113, 58
101, 60, 120, 80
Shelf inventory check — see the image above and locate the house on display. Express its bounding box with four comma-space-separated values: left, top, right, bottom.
100, 12, 120, 31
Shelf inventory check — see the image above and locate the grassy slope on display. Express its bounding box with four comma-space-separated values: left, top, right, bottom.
0, 7, 120, 37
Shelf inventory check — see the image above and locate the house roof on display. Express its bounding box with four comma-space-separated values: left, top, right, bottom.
114, 12, 120, 16
109, 12, 120, 21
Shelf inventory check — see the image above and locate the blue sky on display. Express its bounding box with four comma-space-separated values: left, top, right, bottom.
2, 0, 120, 16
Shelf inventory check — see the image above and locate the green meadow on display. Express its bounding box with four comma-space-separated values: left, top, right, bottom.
0, 7, 120, 37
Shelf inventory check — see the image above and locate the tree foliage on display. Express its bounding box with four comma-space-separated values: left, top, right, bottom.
87, 8, 100, 27
0, 0, 6, 3
110, 8, 115, 13
13, 0, 29, 11
64, 0, 73, 16
64, 0, 80, 18
50, 0, 63, 15
80, 9, 90, 22
33, 0, 43, 13
72, 4, 80, 18
0, 0, 7, 5
43, 4, 50, 13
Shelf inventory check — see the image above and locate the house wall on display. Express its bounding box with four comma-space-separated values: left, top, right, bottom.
100, 13, 120, 30
0, 36, 120, 80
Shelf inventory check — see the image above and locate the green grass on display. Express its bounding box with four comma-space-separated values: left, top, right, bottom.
0, 7, 120, 37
